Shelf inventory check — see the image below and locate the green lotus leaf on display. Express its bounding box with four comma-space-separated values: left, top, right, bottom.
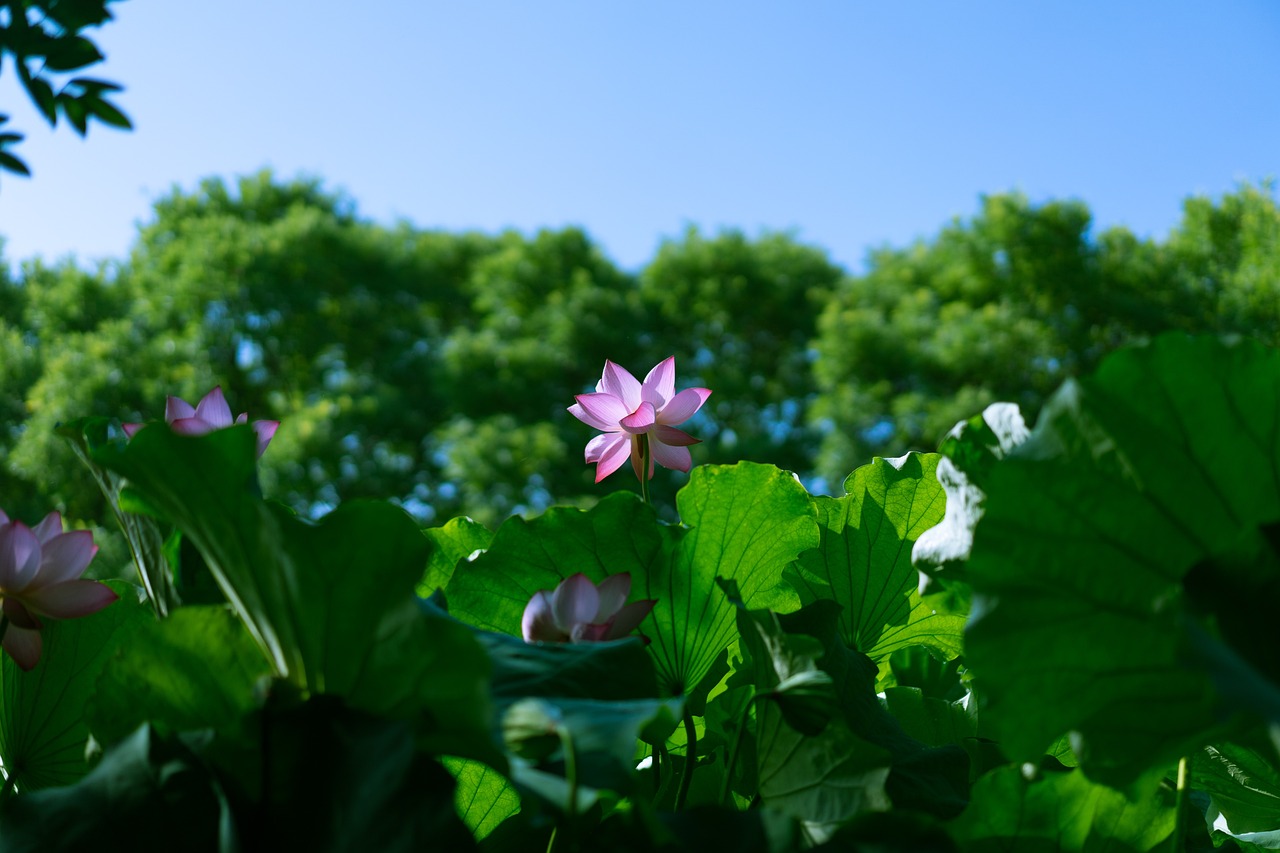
785, 453, 964, 665
964, 335, 1280, 785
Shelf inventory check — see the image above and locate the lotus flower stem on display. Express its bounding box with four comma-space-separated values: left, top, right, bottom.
1173, 755, 1189, 853
675, 709, 698, 811
546, 727, 580, 853
639, 434, 651, 505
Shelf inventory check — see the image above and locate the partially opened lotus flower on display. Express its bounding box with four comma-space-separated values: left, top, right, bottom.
569, 357, 711, 482
0, 508, 119, 671
123, 386, 279, 458
522, 573, 657, 644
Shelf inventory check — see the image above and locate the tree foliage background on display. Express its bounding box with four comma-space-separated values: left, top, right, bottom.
1, 172, 1277, 569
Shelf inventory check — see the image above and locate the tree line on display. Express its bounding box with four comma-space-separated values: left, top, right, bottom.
1, 172, 1276, 555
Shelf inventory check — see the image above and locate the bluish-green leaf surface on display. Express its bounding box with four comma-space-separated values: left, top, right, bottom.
964, 335, 1280, 785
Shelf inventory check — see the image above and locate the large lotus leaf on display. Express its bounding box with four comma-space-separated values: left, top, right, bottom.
0, 581, 147, 791
86, 605, 270, 745
964, 335, 1280, 785
946, 763, 1176, 851
448, 464, 818, 697
785, 453, 963, 664
94, 427, 495, 760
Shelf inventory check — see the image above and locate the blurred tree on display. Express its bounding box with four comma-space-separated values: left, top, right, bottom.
434, 226, 645, 524
809, 185, 1279, 486
3, 175, 1277, 539
636, 227, 845, 487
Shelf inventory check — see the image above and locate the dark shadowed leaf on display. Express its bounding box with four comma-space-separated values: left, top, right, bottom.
964, 335, 1280, 785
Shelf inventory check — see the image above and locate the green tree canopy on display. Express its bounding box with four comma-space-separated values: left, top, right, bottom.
1, 174, 1277, 545
809, 185, 1280, 486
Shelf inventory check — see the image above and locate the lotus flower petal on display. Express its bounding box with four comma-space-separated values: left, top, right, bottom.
252, 420, 280, 458
522, 591, 564, 642
571, 393, 631, 431
37, 530, 99, 585
31, 511, 63, 544
0, 522, 41, 591
573, 622, 612, 642
599, 361, 642, 411
660, 387, 712, 425
594, 573, 632, 621
0, 504, 115, 671
4, 597, 42, 630
552, 574, 599, 631
649, 440, 693, 473
165, 396, 197, 422
589, 434, 631, 483
2, 625, 42, 671
22, 579, 119, 619
642, 356, 676, 406
603, 599, 658, 640
170, 417, 215, 436
193, 386, 235, 428
620, 402, 657, 434
653, 425, 701, 447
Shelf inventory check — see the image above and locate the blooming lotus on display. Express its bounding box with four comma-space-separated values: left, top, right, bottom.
569, 357, 711, 482
522, 573, 656, 644
0, 509, 119, 670
124, 386, 279, 458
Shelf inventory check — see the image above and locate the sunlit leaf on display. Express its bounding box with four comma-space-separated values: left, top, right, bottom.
946, 763, 1176, 851
86, 605, 269, 746
785, 453, 963, 664
444, 757, 520, 841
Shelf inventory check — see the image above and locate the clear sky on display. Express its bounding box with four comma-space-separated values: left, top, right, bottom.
1, 0, 1277, 274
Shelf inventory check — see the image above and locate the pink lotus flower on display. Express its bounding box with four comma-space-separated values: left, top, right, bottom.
123, 386, 279, 458
522, 573, 657, 644
569, 357, 711, 482
0, 509, 119, 671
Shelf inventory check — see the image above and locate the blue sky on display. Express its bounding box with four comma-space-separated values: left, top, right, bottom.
1, 0, 1278, 274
